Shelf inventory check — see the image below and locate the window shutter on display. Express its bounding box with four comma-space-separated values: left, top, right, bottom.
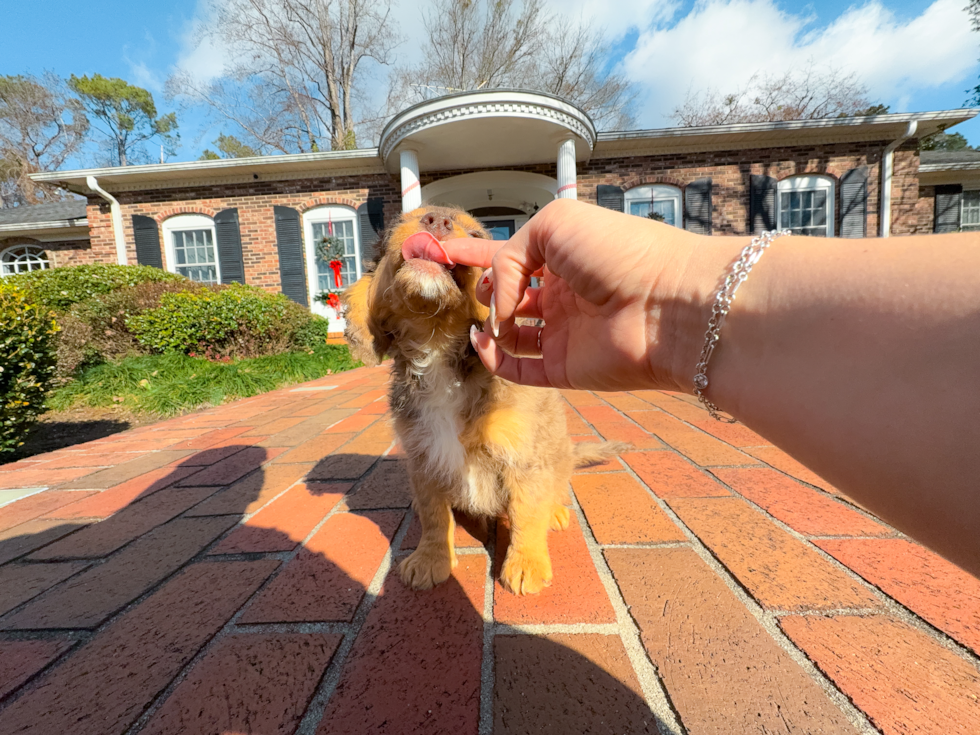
357, 198, 385, 265
596, 185, 625, 212
273, 206, 308, 306
749, 175, 777, 234
214, 208, 245, 284
839, 167, 868, 239
934, 184, 963, 233
684, 178, 713, 235
132, 215, 162, 269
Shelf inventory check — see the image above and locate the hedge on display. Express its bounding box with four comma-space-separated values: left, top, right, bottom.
6, 263, 183, 312
0, 284, 59, 452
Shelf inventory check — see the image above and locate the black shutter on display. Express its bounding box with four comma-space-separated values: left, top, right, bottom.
132, 215, 162, 269
684, 178, 713, 235
214, 208, 245, 284
749, 175, 777, 234
273, 206, 308, 306
596, 184, 625, 212
934, 184, 963, 233
839, 167, 868, 239
357, 198, 385, 264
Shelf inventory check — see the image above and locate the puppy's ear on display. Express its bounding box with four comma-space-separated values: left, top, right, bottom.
342, 273, 384, 366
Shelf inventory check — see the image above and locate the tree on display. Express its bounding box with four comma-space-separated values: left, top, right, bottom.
920, 131, 975, 151
0, 73, 87, 207
389, 0, 635, 130
168, 0, 399, 153
68, 74, 178, 166
199, 133, 259, 160
967, 0, 980, 105
671, 62, 876, 126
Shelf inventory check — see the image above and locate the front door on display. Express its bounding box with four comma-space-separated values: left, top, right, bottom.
481, 219, 516, 240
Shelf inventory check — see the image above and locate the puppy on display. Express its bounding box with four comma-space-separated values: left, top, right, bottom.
343, 205, 623, 595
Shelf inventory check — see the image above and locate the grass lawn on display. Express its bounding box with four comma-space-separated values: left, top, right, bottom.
48, 345, 360, 416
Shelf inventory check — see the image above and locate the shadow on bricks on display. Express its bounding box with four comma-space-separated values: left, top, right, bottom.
0, 443, 659, 734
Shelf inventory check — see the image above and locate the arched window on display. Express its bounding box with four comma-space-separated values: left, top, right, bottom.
162, 214, 220, 283
777, 175, 835, 237
1, 244, 50, 276
303, 205, 361, 299
624, 185, 683, 227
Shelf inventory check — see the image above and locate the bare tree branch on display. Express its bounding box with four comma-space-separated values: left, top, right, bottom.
671, 61, 876, 127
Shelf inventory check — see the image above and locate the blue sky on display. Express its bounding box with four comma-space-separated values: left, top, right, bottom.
2, 0, 978, 166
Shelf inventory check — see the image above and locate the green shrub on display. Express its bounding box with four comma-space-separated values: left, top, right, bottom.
55, 280, 210, 378
0, 285, 59, 452
292, 313, 333, 349
7, 264, 184, 312
127, 283, 329, 359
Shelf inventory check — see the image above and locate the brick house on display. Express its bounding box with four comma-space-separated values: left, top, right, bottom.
5, 90, 978, 331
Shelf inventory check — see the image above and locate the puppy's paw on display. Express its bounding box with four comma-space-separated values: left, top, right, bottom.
550, 505, 571, 531
399, 547, 457, 590
500, 548, 553, 595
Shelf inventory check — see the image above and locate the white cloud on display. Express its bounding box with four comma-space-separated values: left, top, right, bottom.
541, 0, 679, 39
172, 0, 230, 84
622, 0, 980, 126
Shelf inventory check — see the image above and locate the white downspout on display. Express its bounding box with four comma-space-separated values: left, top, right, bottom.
86, 175, 128, 265
879, 120, 917, 238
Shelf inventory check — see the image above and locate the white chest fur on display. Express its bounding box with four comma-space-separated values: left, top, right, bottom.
408, 351, 468, 478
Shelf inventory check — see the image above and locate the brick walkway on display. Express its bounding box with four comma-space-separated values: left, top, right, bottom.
1, 365, 979, 735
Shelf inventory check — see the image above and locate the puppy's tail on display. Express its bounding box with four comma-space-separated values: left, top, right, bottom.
573, 440, 633, 469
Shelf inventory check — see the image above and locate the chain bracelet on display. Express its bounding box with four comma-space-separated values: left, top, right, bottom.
693, 229, 790, 422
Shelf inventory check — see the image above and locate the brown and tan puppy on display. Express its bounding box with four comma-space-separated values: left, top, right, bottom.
343, 206, 623, 595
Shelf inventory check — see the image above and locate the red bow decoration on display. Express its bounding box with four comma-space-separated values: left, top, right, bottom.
326, 293, 341, 309
328, 260, 343, 288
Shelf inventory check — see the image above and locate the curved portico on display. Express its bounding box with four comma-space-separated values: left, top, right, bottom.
379, 90, 597, 220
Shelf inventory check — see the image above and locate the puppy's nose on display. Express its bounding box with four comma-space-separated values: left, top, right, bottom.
420, 212, 454, 239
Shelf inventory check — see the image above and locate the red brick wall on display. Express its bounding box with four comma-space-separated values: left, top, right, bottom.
0, 236, 96, 268
86, 174, 400, 292
916, 185, 936, 233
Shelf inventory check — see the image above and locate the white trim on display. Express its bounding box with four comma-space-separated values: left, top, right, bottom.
302, 204, 360, 324
625, 184, 683, 227
161, 213, 220, 283
776, 175, 835, 237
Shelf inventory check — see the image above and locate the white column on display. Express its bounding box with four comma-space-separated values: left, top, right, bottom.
556, 138, 577, 200
400, 149, 422, 212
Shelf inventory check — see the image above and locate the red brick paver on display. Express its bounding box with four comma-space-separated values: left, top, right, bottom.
0, 367, 976, 735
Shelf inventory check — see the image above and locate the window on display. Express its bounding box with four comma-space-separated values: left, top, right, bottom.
162, 214, 219, 284
777, 176, 835, 237
302, 205, 361, 311
961, 190, 980, 231
1, 245, 50, 276
625, 185, 683, 227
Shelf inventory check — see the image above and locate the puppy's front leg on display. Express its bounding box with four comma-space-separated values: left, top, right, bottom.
399, 473, 458, 590
500, 474, 553, 596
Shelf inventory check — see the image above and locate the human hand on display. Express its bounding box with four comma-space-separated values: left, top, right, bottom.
442, 199, 741, 391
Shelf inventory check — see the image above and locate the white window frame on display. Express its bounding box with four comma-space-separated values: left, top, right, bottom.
1, 244, 50, 277
960, 187, 980, 231
624, 184, 683, 228
303, 205, 360, 320
776, 175, 835, 237
161, 214, 220, 284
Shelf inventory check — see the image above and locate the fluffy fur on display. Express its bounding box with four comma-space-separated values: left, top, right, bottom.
343, 206, 624, 595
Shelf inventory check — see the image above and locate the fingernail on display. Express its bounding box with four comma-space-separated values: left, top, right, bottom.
481, 268, 493, 287
469, 324, 479, 349
489, 293, 499, 338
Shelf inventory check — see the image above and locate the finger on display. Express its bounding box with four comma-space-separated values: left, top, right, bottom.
485, 318, 542, 358
441, 237, 502, 268
490, 224, 547, 325
475, 271, 542, 318
470, 328, 553, 387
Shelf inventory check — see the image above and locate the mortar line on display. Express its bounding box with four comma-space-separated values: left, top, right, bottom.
567, 491, 686, 735
293, 508, 415, 735
122, 470, 357, 735
706, 472, 980, 668
478, 519, 497, 735
493, 622, 622, 635
615, 459, 882, 735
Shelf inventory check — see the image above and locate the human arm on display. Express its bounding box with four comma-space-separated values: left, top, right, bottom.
445, 199, 980, 576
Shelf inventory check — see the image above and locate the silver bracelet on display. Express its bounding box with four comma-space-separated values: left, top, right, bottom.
693, 229, 790, 422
